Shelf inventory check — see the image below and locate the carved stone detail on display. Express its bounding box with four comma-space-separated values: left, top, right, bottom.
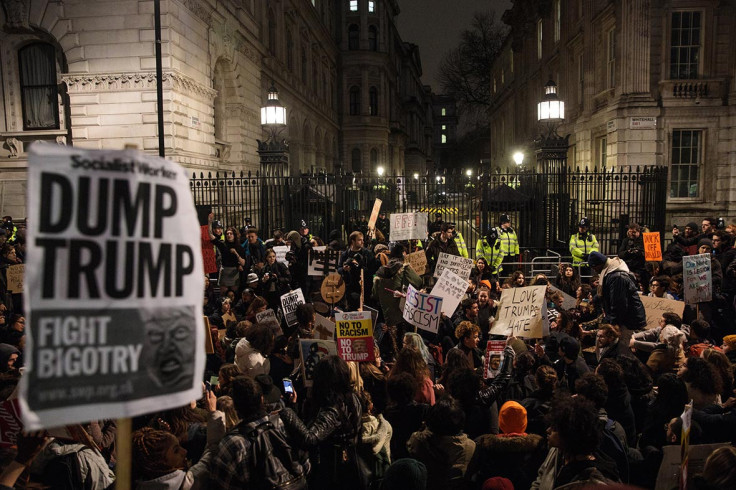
2, 0, 31, 32
180, 0, 213, 26
62, 72, 218, 99
5, 138, 21, 157
56, 135, 67, 145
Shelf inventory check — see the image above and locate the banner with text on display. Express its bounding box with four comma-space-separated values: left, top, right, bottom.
433, 252, 474, 280
683, 254, 712, 304
281, 288, 306, 326
273, 245, 290, 266
490, 285, 549, 339
405, 250, 427, 275
639, 296, 686, 330
643, 232, 663, 261
21, 144, 205, 430
430, 268, 468, 317
256, 309, 282, 336
403, 285, 443, 333
389, 213, 428, 241
335, 311, 375, 362
484, 340, 506, 379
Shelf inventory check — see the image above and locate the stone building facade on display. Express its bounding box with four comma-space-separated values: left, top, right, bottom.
489, 0, 736, 223
0, 0, 432, 218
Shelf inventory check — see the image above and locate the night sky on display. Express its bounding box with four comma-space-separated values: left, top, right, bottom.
396, 0, 512, 90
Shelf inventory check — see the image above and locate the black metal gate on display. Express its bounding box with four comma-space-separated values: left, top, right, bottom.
190, 165, 668, 258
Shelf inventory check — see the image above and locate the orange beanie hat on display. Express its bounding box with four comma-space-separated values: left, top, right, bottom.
499, 400, 527, 434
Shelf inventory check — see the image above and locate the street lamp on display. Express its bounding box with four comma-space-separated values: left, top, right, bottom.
257, 82, 290, 237
535, 78, 569, 172
465, 169, 472, 177
377, 166, 385, 177
513, 152, 524, 166
537, 79, 565, 124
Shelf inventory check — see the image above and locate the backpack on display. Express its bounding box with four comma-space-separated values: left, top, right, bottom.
594, 418, 629, 484
240, 415, 309, 490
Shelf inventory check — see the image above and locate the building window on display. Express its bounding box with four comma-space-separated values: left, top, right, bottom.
607, 28, 615, 89
348, 24, 359, 50
268, 9, 277, 54
537, 20, 543, 60
501, 68, 505, 85
368, 26, 378, 51
301, 48, 307, 81
595, 136, 607, 168
350, 0, 358, 12
493, 78, 497, 93
349, 86, 360, 115
370, 148, 378, 167
554, 0, 561, 43
510, 48, 514, 74
369, 87, 378, 115
312, 61, 318, 90
441, 134, 447, 144
369, 1, 375, 13
351, 148, 361, 172
441, 107, 446, 116
670, 129, 701, 198
670, 11, 701, 79
286, 30, 294, 71
19, 43, 59, 130
441, 125, 446, 130
578, 53, 584, 107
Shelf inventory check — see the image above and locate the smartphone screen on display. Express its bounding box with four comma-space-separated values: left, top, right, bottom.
283, 378, 294, 394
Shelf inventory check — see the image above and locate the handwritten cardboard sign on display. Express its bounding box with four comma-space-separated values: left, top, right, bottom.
430, 268, 468, 317
308, 247, 342, 276
484, 340, 506, 379
256, 309, 283, 336
367, 199, 382, 232
314, 313, 335, 340
433, 252, 474, 280
0, 399, 23, 448
639, 295, 686, 330
403, 285, 443, 333
405, 250, 427, 275
683, 254, 712, 304
390, 213, 428, 241
6, 264, 23, 293
281, 288, 306, 326
335, 311, 375, 362
643, 232, 662, 261
490, 285, 549, 339
273, 245, 290, 265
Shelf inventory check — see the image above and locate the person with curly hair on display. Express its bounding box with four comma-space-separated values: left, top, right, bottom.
234, 323, 274, 377
133, 389, 223, 489
531, 395, 610, 489
447, 320, 483, 373
679, 357, 723, 410
556, 263, 581, 297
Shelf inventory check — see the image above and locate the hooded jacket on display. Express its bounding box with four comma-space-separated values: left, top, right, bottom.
406, 430, 475, 490
467, 432, 546, 489
599, 258, 646, 330
371, 259, 422, 327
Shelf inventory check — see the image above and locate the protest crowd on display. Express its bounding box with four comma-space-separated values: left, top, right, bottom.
5, 209, 736, 490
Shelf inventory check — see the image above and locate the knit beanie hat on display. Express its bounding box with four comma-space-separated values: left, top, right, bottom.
587, 251, 608, 268
686, 222, 699, 231
722, 335, 736, 349
698, 238, 713, 249
382, 458, 428, 490
482, 477, 514, 490
499, 400, 527, 434
286, 230, 302, 247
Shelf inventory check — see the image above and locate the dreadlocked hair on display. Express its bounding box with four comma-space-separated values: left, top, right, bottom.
131, 427, 180, 481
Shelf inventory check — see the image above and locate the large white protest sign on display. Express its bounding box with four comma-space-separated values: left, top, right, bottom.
639, 295, 686, 330
281, 288, 306, 326
430, 269, 468, 316
389, 213, 428, 241
433, 252, 474, 280
256, 309, 282, 336
21, 144, 205, 430
490, 285, 549, 339
403, 285, 443, 333
273, 245, 289, 265
683, 254, 712, 304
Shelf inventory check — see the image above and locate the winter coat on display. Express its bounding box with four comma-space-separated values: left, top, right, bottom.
646, 345, 686, 377
599, 258, 647, 330
618, 235, 646, 274
530, 447, 612, 490
234, 339, 270, 377
467, 432, 546, 490
358, 414, 392, 481
372, 260, 423, 327
383, 402, 429, 461
425, 236, 460, 273
406, 429, 475, 490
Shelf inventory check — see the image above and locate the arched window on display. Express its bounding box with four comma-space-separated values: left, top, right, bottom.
268, 9, 277, 54
369, 87, 378, 115
351, 148, 362, 173
348, 25, 359, 50
301, 47, 307, 81
368, 25, 378, 51
312, 61, 318, 90
370, 148, 378, 167
349, 86, 360, 115
19, 43, 59, 130
286, 30, 294, 71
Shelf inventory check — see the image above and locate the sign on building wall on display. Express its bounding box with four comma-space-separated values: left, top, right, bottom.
630, 117, 657, 129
